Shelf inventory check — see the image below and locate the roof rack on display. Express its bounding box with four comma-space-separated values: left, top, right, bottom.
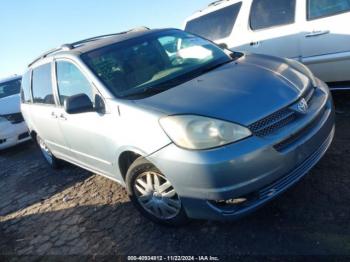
194, 0, 228, 13
28, 26, 150, 67
209, 0, 225, 6
28, 45, 71, 68
69, 26, 150, 48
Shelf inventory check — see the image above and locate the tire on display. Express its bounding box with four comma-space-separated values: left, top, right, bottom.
36, 135, 61, 169
126, 157, 189, 226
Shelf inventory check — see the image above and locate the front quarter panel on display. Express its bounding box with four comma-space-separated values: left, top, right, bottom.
108, 99, 171, 178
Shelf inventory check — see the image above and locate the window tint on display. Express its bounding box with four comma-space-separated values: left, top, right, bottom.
250, 0, 296, 30
82, 30, 230, 98
158, 36, 178, 53
185, 2, 242, 41
56, 61, 93, 105
21, 72, 32, 103
308, 0, 350, 20
32, 64, 55, 105
0, 78, 21, 99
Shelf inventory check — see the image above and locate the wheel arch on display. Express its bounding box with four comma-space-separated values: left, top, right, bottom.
118, 149, 144, 182
29, 130, 37, 140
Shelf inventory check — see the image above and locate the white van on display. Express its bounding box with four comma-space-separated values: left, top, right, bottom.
0, 76, 30, 150
184, 0, 350, 89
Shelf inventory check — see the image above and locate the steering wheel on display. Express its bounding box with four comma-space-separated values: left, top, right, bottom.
170, 55, 184, 66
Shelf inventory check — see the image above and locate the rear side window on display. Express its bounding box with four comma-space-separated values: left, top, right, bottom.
21, 72, 32, 103
56, 61, 94, 105
308, 0, 350, 20
250, 0, 296, 30
0, 78, 21, 99
185, 2, 242, 41
32, 63, 55, 105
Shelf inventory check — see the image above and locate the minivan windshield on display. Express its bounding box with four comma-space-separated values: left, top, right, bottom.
82, 30, 233, 98
0, 79, 21, 99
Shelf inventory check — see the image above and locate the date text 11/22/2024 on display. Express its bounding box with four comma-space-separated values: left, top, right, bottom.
127, 256, 220, 261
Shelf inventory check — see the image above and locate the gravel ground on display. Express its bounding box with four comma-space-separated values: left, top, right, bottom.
0, 93, 350, 259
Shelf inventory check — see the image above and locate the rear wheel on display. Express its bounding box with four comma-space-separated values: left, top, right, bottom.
126, 158, 188, 226
36, 135, 61, 169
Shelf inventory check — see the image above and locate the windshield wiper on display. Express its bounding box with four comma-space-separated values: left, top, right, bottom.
198, 59, 233, 75
121, 74, 195, 99
121, 85, 170, 99
121, 58, 235, 99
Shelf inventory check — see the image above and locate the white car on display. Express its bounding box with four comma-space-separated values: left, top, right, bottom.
184, 0, 350, 90
0, 76, 30, 150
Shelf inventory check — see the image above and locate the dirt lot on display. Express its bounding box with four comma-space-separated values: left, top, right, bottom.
0, 93, 350, 258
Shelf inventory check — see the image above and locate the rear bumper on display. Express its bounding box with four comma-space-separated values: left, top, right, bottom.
0, 121, 30, 150
148, 83, 335, 220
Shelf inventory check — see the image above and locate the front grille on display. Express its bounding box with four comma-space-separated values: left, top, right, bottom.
274, 106, 326, 152
249, 108, 297, 137
18, 132, 30, 140
249, 87, 316, 137
2, 113, 24, 124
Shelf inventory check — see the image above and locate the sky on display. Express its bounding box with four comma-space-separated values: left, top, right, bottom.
0, 0, 211, 80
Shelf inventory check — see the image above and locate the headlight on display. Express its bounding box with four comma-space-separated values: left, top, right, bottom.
0, 116, 7, 123
159, 115, 251, 150
287, 59, 318, 87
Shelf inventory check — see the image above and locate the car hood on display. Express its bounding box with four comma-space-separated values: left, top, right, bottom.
0, 94, 21, 115
134, 54, 312, 126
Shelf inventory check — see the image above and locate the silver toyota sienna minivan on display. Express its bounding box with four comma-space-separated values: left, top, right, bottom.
21, 28, 335, 225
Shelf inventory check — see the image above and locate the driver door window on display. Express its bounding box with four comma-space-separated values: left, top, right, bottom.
56, 61, 94, 105
245, 0, 299, 59
54, 60, 114, 175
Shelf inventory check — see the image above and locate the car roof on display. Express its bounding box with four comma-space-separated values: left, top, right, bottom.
0, 75, 22, 84
28, 27, 175, 68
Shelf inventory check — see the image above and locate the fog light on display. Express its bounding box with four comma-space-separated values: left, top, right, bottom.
214, 197, 248, 206
225, 198, 247, 205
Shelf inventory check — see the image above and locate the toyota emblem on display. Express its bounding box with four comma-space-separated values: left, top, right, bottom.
297, 98, 308, 114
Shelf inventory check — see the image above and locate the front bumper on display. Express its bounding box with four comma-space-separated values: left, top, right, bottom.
148, 82, 335, 220
0, 120, 30, 150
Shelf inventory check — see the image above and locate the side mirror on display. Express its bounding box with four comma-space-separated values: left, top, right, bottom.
218, 43, 228, 49
64, 94, 94, 114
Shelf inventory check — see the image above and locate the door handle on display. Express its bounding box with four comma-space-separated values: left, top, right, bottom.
59, 113, 67, 121
51, 112, 58, 119
250, 41, 260, 47
305, 30, 330, 37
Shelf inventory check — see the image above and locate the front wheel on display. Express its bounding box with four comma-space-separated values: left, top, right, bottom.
126, 158, 188, 226
36, 135, 61, 169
